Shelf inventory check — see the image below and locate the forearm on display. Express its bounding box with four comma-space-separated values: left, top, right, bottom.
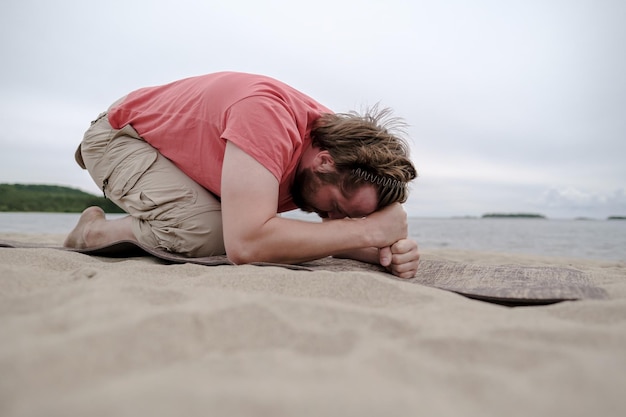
226, 216, 377, 265
333, 247, 381, 264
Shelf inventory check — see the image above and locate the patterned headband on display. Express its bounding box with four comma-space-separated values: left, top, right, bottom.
352, 168, 406, 189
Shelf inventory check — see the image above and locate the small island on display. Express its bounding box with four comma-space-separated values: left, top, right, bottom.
608, 216, 626, 220
481, 213, 546, 219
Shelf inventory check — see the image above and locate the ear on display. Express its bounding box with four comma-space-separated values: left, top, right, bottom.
313, 150, 335, 173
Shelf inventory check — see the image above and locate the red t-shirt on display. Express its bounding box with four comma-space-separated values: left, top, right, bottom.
108, 72, 331, 212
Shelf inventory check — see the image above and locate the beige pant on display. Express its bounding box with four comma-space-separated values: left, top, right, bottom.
76, 103, 225, 257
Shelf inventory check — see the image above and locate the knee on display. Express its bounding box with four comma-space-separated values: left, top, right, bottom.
135, 210, 225, 258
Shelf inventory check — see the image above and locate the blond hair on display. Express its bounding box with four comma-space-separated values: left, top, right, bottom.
310, 105, 417, 208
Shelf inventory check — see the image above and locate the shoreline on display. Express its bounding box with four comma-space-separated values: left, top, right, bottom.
1, 228, 625, 264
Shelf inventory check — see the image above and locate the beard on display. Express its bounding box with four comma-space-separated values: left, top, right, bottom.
290, 167, 320, 214
290, 167, 343, 217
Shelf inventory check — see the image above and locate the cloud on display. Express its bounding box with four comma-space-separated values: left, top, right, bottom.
539, 187, 626, 218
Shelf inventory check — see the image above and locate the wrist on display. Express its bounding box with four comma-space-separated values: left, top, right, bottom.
357, 216, 380, 248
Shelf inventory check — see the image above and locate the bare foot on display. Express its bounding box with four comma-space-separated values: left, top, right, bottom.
64, 206, 106, 249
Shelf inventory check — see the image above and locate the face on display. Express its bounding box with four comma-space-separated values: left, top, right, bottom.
291, 168, 379, 219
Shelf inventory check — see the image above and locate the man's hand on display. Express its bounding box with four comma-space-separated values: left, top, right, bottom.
364, 203, 409, 249
379, 238, 419, 279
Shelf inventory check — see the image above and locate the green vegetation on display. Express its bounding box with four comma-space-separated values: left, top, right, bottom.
0, 184, 124, 213
608, 216, 626, 220
482, 213, 546, 219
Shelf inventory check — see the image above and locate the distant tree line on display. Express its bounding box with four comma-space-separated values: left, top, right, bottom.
482, 213, 546, 219
0, 184, 124, 213
481, 213, 625, 220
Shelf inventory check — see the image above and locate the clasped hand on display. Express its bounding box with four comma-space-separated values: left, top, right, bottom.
379, 239, 420, 279
366, 203, 419, 278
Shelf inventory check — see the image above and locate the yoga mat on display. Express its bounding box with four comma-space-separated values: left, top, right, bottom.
0, 239, 607, 306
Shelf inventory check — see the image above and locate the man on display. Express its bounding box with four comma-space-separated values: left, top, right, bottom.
65, 72, 419, 278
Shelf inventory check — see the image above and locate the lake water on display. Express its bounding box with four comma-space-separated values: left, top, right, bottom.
0, 212, 624, 262
409, 217, 625, 262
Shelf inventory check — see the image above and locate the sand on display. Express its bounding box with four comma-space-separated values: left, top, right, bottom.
1, 233, 625, 417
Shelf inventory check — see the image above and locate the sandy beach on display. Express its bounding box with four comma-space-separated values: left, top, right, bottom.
1, 232, 625, 417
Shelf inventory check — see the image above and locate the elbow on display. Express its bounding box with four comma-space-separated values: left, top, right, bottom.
225, 239, 260, 265
227, 251, 251, 265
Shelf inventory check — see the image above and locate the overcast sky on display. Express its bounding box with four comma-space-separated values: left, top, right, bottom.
1, 0, 624, 219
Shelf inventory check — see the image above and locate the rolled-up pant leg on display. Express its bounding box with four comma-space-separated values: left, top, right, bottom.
76, 109, 225, 257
